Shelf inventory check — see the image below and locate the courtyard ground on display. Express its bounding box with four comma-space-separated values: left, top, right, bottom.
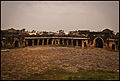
1, 46, 119, 80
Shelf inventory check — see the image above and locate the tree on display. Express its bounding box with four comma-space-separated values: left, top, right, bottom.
21, 28, 25, 32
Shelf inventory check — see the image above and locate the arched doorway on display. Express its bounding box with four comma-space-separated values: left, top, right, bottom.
15, 41, 18, 48
95, 38, 104, 48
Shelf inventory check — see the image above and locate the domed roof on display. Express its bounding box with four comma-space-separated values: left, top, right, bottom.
102, 29, 113, 33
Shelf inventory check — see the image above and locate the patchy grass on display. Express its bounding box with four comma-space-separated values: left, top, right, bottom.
21, 67, 119, 80
21, 67, 72, 80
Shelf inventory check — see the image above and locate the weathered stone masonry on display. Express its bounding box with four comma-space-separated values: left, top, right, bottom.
1, 35, 119, 51
24, 37, 89, 48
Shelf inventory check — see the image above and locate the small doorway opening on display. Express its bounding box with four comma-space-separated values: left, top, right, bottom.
78, 40, 82, 46
15, 41, 18, 48
44, 39, 47, 45
48, 39, 52, 45
60, 39, 62, 45
28, 40, 32, 46
112, 44, 115, 50
68, 39, 71, 46
73, 40, 76, 46
53, 40, 55, 45
84, 42, 86, 47
34, 39, 37, 46
64, 39, 67, 46
39, 39, 42, 45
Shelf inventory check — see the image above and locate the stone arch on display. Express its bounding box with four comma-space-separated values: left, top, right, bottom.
93, 37, 104, 48
13, 39, 19, 48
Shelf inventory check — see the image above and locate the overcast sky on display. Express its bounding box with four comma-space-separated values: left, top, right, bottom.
1, 1, 119, 33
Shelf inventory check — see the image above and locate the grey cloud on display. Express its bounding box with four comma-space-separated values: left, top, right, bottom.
1, 1, 119, 33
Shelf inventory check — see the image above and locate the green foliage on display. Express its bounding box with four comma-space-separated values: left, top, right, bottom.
21, 67, 119, 80
22, 67, 72, 80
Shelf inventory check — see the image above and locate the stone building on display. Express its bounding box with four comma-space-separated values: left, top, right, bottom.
1, 28, 119, 51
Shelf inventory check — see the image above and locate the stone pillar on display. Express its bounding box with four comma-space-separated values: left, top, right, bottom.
58, 39, 60, 45
103, 43, 107, 49
47, 39, 49, 45
23, 41, 25, 47
76, 40, 78, 46
37, 39, 40, 46
55, 39, 57, 45
52, 39, 54, 45
67, 39, 69, 46
85, 40, 88, 47
62, 39, 64, 45
26, 40, 28, 46
71, 39, 73, 46
32, 40, 34, 46
18, 41, 20, 47
8, 42, 11, 48
42, 39, 44, 45
3, 41, 5, 47
82, 40, 84, 48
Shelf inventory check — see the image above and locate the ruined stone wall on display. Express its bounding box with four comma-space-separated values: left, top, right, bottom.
1, 36, 25, 49
1, 35, 119, 51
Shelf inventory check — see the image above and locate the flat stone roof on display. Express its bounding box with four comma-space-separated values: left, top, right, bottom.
25, 37, 89, 40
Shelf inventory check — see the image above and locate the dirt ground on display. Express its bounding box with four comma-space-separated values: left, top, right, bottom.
1, 46, 119, 80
